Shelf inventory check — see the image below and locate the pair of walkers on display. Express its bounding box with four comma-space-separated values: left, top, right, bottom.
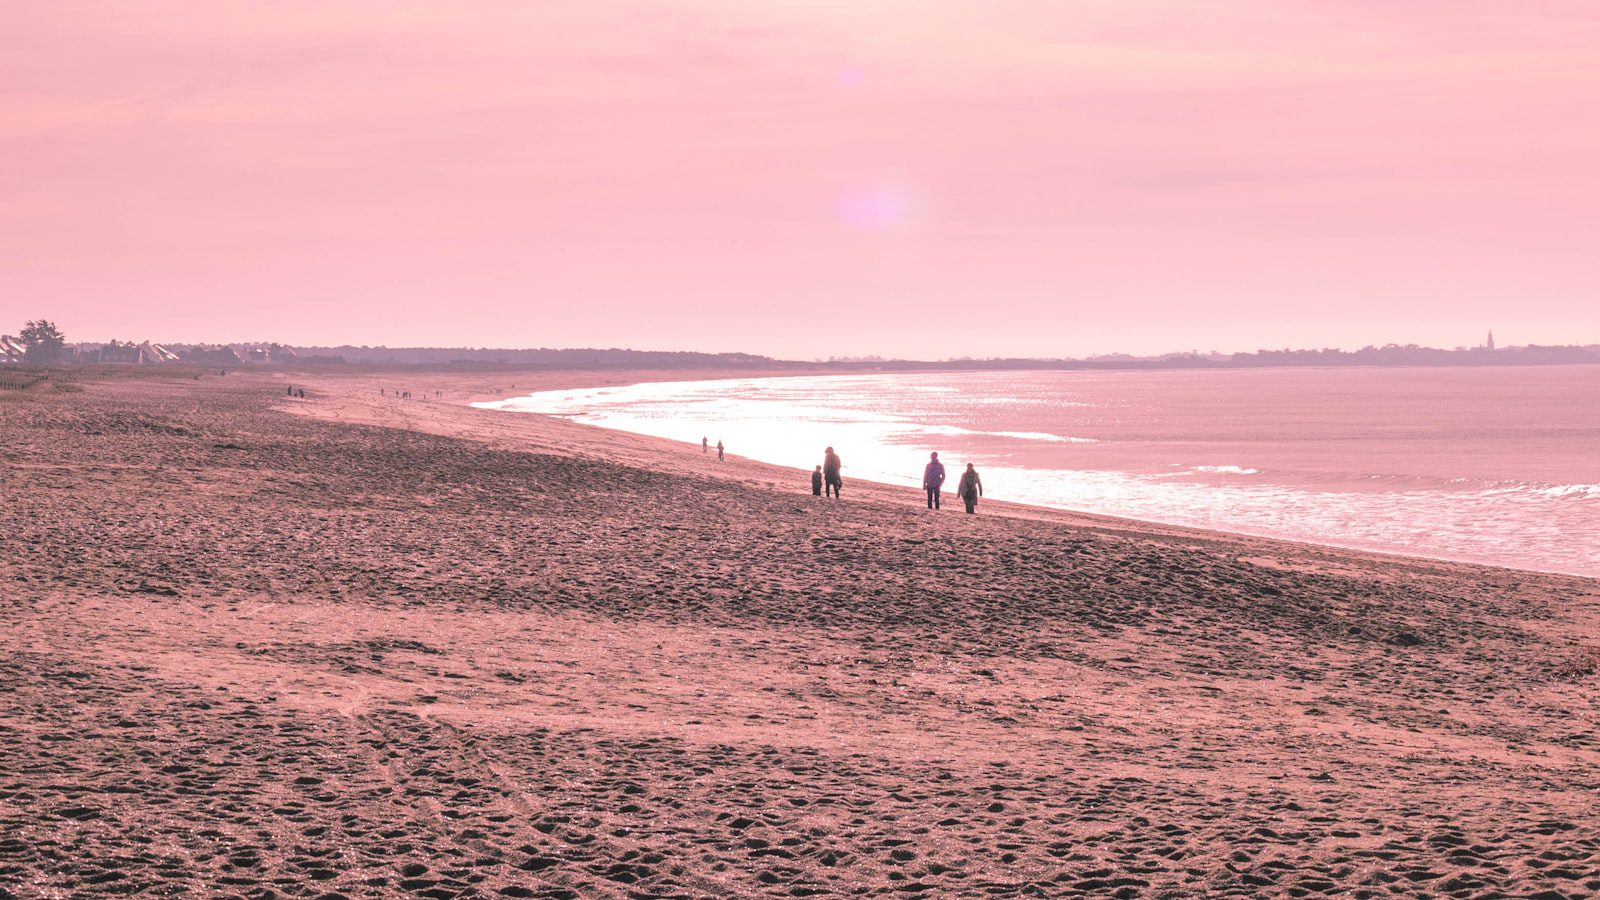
924, 451, 984, 514
813, 446, 843, 498
812, 447, 984, 514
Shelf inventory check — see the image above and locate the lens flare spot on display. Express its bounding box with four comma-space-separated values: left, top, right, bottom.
837, 186, 908, 229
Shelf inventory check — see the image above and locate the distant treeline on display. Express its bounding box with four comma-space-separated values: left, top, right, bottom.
924, 344, 1600, 371
292, 343, 1600, 371
295, 346, 794, 368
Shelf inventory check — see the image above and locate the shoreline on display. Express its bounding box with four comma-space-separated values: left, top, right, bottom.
454, 370, 1598, 583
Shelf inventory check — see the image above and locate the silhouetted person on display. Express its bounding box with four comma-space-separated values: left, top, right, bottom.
702, 436, 709, 454
287, 386, 293, 396
923, 452, 945, 509
297, 388, 305, 399
823, 447, 842, 498
957, 463, 983, 514
717, 440, 725, 461
812, 466, 823, 496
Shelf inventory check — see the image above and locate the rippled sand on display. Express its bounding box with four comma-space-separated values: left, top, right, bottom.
3, 368, 1599, 898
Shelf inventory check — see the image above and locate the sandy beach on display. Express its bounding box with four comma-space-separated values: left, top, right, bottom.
4, 367, 1600, 899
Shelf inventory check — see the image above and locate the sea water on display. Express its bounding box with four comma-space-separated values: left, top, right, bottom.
476, 366, 1600, 577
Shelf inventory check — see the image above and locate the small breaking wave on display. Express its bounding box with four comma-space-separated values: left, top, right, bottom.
1534, 483, 1600, 498
1483, 481, 1600, 500
991, 430, 1098, 444
922, 425, 1097, 444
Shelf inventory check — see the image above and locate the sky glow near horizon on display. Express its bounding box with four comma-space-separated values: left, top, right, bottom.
3, 1, 1598, 357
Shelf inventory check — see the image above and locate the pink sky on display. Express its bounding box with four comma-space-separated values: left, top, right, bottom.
3, 1, 1598, 358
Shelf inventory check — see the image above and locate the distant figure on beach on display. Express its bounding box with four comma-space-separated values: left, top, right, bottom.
823, 447, 842, 498
923, 452, 946, 509
297, 388, 305, 399
812, 466, 823, 496
957, 463, 983, 514
287, 386, 293, 396
703, 436, 709, 454
717, 440, 725, 461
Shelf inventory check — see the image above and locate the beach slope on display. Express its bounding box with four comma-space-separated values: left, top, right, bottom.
3, 369, 1599, 898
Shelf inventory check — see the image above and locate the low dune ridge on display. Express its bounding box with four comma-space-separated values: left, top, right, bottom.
3, 369, 1600, 899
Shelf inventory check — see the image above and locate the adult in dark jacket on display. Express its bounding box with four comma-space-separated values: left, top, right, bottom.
957, 463, 983, 514
923, 452, 946, 509
823, 447, 842, 498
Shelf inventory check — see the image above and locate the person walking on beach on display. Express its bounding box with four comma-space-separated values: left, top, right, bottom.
823, 447, 842, 498
923, 451, 946, 509
812, 466, 824, 496
702, 436, 709, 454
957, 463, 983, 514
717, 440, 725, 461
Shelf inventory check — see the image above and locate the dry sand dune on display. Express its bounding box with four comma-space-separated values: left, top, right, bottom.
3, 369, 1600, 899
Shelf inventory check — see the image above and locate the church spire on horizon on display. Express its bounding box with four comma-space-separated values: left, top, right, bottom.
1486, 330, 1495, 351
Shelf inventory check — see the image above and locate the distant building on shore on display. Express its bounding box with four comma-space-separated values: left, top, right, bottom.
1486, 330, 1496, 351
76, 340, 181, 365
142, 342, 181, 363
246, 344, 298, 364
59, 341, 298, 366
77, 340, 149, 364
186, 344, 244, 365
